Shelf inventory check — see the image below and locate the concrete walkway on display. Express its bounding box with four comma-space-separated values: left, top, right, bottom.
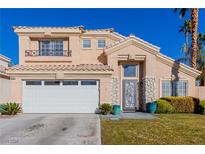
0, 114, 101, 145
100, 112, 156, 120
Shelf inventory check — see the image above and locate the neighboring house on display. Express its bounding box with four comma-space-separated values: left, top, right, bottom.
4, 25, 205, 113
0, 54, 11, 103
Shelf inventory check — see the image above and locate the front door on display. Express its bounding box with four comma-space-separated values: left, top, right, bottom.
122, 64, 138, 111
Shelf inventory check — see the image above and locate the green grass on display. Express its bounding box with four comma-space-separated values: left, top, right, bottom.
101, 114, 205, 145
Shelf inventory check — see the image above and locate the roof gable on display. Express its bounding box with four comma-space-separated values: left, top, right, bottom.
156, 53, 201, 78
105, 34, 160, 55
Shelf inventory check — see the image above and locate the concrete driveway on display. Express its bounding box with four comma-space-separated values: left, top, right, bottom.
0, 114, 101, 145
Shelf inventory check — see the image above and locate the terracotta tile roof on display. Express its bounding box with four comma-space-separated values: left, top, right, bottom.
0, 54, 11, 62
7, 64, 113, 72
105, 38, 128, 49
84, 28, 114, 32
112, 32, 127, 39
13, 25, 84, 30
106, 34, 160, 50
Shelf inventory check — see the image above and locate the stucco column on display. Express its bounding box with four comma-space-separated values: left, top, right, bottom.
111, 76, 119, 105
142, 76, 156, 110
19, 35, 30, 65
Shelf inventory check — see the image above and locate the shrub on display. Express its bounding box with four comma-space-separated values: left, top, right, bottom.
161, 96, 199, 113
99, 103, 112, 115
155, 99, 175, 113
0, 102, 21, 115
197, 100, 205, 114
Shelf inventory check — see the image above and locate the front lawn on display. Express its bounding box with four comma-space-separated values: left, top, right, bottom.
101, 114, 205, 144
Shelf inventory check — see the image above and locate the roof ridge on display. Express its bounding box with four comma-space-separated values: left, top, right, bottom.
105, 34, 160, 50
105, 37, 129, 49
13, 25, 83, 30
84, 28, 114, 32
111, 31, 127, 39
129, 34, 160, 50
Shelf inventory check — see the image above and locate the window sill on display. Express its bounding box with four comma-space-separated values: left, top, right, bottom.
82, 48, 92, 50
97, 48, 105, 50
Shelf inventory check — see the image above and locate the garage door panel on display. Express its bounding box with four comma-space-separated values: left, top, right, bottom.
23, 80, 99, 113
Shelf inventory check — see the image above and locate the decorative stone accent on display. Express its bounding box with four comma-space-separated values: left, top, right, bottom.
142, 76, 156, 104
111, 76, 119, 105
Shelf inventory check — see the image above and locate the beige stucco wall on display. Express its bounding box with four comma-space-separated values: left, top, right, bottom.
18, 33, 118, 65
195, 87, 205, 100
106, 44, 199, 104
0, 78, 11, 103
106, 44, 158, 105
155, 60, 197, 99
107, 44, 157, 76
10, 28, 204, 109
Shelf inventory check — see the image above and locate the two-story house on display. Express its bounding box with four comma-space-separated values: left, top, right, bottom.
5, 25, 204, 113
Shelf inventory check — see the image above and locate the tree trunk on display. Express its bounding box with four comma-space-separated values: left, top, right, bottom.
191, 8, 199, 69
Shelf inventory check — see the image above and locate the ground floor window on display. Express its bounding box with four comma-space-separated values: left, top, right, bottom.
161, 80, 188, 97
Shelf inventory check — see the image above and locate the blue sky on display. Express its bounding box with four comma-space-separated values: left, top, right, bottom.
0, 8, 205, 64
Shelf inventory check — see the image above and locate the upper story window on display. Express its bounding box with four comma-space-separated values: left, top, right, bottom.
98, 39, 106, 48
161, 80, 188, 97
83, 39, 91, 48
39, 40, 63, 56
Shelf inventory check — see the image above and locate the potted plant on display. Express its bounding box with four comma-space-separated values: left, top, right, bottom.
113, 103, 121, 115
146, 102, 157, 113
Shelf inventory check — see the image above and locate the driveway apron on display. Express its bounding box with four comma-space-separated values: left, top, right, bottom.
0, 114, 101, 145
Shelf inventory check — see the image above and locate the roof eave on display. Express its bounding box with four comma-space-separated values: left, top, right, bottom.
6, 70, 113, 75
0, 54, 11, 62
157, 53, 201, 78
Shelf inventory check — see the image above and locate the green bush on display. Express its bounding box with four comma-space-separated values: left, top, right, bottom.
161, 96, 199, 113
99, 103, 112, 115
155, 99, 175, 113
197, 100, 205, 114
0, 102, 21, 115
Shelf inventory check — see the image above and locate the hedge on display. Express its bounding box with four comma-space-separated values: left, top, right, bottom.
155, 99, 175, 113
197, 100, 205, 114
160, 96, 200, 113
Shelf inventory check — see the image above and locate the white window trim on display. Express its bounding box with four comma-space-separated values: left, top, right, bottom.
82, 38, 92, 49
97, 39, 106, 49
39, 39, 64, 56
159, 77, 190, 97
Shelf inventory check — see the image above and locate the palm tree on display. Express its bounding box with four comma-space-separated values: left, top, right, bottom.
174, 8, 188, 18
196, 33, 205, 86
179, 20, 192, 63
174, 8, 199, 69
191, 8, 199, 69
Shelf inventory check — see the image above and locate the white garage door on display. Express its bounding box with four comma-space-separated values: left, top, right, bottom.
23, 80, 99, 113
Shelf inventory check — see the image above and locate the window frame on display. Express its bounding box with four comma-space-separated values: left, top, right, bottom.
161, 80, 172, 97
39, 39, 64, 56
81, 80, 97, 86
26, 80, 42, 86
97, 39, 106, 49
160, 79, 189, 97
62, 80, 79, 86
123, 64, 138, 78
82, 39, 91, 49
44, 81, 61, 86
